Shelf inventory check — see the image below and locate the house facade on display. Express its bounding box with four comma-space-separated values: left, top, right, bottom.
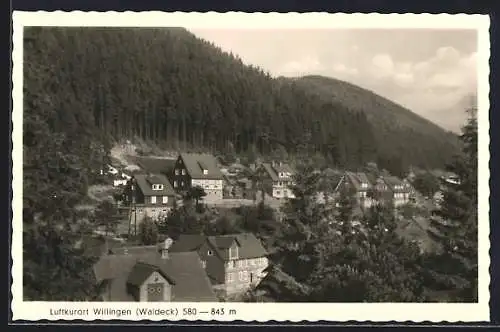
335, 171, 374, 209
256, 162, 296, 199
125, 173, 176, 223
169, 233, 269, 297
93, 241, 217, 302
382, 176, 411, 207
171, 153, 224, 201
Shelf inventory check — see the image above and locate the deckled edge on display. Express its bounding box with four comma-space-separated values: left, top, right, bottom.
9, 11, 492, 323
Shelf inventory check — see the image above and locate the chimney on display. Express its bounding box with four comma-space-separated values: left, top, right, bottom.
161, 237, 173, 259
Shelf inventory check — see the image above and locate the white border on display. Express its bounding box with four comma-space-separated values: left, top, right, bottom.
11, 12, 491, 322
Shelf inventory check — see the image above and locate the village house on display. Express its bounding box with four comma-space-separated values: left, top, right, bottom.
335, 171, 373, 209
93, 240, 217, 302
171, 153, 224, 201
256, 161, 296, 199
125, 173, 177, 224
169, 233, 269, 297
381, 176, 411, 207
113, 171, 132, 187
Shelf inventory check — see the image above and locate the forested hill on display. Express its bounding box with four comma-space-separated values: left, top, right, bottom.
292, 75, 461, 166
24, 27, 458, 174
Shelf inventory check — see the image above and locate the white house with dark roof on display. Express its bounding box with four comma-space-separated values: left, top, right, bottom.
334, 171, 374, 209
125, 173, 177, 223
171, 153, 224, 201
169, 233, 269, 296
256, 161, 296, 199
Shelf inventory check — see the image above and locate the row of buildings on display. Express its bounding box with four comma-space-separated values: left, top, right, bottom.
93, 233, 269, 302
110, 152, 416, 225
332, 171, 415, 209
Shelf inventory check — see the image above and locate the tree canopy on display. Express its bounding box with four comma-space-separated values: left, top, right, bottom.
24, 27, 456, 171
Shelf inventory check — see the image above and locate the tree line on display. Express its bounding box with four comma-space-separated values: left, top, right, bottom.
23, 27, 456, 172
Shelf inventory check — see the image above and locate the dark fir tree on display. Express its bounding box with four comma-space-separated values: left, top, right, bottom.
425, 107, 478, 302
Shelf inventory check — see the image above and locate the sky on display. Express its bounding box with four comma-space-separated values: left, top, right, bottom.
189, 28, 478, 132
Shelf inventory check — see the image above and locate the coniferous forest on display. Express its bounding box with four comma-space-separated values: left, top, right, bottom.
21, 27, 474, 302
24, 27, 458, 173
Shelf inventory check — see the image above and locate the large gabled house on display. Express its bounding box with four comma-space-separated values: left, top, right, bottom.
93, 240, 217, 302
124, 173, 177, 223
335, 171, 374, 209
171, 153, 224, 201
169, 233, 269, 297
381, 176, 411, 207
255, 161, 296, 199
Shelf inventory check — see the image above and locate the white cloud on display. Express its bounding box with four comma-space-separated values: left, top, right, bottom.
332, 63, 359, 76
371, 53, 394, 78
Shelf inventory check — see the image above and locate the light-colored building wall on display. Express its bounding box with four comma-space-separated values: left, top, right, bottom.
138, 271, 172, 302
223, 257, 269, 295
191, 179, 223, 200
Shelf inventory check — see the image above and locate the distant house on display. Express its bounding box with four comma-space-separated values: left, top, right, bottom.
113, 178, 128, 187
169, 233, 269, 296
381, 176, 411, 207
113, 171, 132, 187
125, 173, 176, 223
335, 171, 373, 209
93, 240, 217, 302
171, 153, 224, 201
256, 161, 296, 199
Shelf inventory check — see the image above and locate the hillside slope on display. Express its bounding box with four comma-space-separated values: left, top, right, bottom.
292, 76, 460, 171
24, 27, 458, 174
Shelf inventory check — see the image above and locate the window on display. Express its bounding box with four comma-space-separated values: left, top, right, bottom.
226, 260, 234, 269
173, 181, 177, 188
175, 169, 180, 175
201, 260, 207, 268
151, 196, 157, 204
207, 250, 213, 256
250, 259, 255, 266
181, 169, 186, 175
180, 181, 184, 187
162, 196, 168, 204
203, 169, 208, 175
239, 271, 248, 282
226, 273, 233, 283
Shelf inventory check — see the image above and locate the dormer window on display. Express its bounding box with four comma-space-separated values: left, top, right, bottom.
203, 169, 208, 175
152, 184, 164, 191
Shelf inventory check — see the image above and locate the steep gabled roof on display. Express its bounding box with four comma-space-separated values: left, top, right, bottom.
133, 173, 176, 197
383, 176, 408, 193
127, 261, 175, 287
260, 162, 295, 182
170, 233, 268, 261
93, 251, 216, 302
135, 156, 176, 174
179, 153, 224, 180
169, 234, 206, 253
345, 171, 372, 191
